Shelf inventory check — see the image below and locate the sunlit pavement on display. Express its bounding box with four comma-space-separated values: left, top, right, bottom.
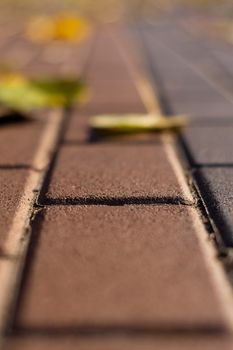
0, 5, 233, 350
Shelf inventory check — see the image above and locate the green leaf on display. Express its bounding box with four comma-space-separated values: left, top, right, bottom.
0, 76, 86, 111
30, 78, 85, 105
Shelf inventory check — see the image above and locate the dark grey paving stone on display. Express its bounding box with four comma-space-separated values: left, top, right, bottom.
143, 24, 211, 63
169, 99, 233, 119
168, 89, 231, 103
182, 126, 233, 166
142, 26, 233, 120
213, 49, 233, 76
196, 168, 233, 246
148, 27, 233, 99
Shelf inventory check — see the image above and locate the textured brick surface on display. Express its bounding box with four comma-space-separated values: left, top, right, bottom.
142, 26, 233, 119
87, 64, 133, 81
0, 116, 45, 166
182, 126, 233, 165
89, 33, 123, 64
164, 85, 225, 101
0, 38, 40, 68
64, 113, 155, 144
169, 98, 233, 120
150, 26, 233, 95
1, 22, 233, 350
86, 32, 134, 82
44, 144, 189, 202
213, 48, 233, 76
5, 335, 233, 350
0, 170, 28, 249
0, 25, 93, 76
26, 38, 93, 77
63, 113, 91, 143
88, 79, 145, 110
16, 206, 226, 328
77, 101, 146, 114
196, 168, 233, 246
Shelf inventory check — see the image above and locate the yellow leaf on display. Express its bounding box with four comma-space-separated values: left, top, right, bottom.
26, 13, 92, 43
54, 14, 91, 42
90, 114, 187, 133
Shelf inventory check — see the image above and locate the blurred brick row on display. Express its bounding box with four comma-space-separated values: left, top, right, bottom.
141, 22, 233, 247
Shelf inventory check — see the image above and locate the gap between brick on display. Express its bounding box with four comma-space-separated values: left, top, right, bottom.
40, 196, 193, 206
12, 324, 228, 338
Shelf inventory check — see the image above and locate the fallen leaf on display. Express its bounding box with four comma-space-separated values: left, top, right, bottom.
0, 74, 86, 111
26, 13, 92, 43
90, 114, 187, 133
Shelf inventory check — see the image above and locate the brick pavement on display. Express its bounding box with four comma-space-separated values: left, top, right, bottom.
0, 22, 233, 350
140, 21, 233, 250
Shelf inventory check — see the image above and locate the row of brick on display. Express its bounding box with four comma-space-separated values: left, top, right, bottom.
140, 22, 233, 247
141, 22, 233, 121
0, 20, 96, 253
0, 19, 95, 349
0, 115, 46, 249
4, 28, 233, 349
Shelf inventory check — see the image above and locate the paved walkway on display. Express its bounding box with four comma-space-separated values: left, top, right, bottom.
140, 20, 233, 247
0, 18, 233, 350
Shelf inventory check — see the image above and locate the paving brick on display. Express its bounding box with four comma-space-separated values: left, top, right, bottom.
63, 113, 91, 143
148, 58, 205, 86
68, 36, 145, 112
90, 32, 124, 64
5, 335, 233, 350
213, 49, 233, 76
0, 116, 45, 166
0, 38, 40, 68
168, 89, 230, 104
142, 29, 233, 119
88, 79, 144, 108
78, 77, 146, 114
164, 86, 233, 118
16, 205, 226, 328
196, 168, 233, 246
142, 25, 199, 56
182, 126, 233, 166
145, 25, 233, 103
77, 101, 146, 114
44, 144, 188, 202
0, 170, 28, 249
86, 63, 133, 82
86, 33, 133, 81
169, 99, 233, 119
64, 113, 154, 144
1, 30, 94, 76
29, 39, 94, 77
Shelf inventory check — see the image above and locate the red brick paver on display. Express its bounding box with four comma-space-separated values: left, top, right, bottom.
16, 206, 227, 329
44, 143, 189, 203
0, 170, 28, 249
0, 116, 46, 166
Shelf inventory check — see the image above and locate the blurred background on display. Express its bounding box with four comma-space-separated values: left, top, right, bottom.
0, 0, 232, 76
0, 0, 232, 115
0, 0, 233, 41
